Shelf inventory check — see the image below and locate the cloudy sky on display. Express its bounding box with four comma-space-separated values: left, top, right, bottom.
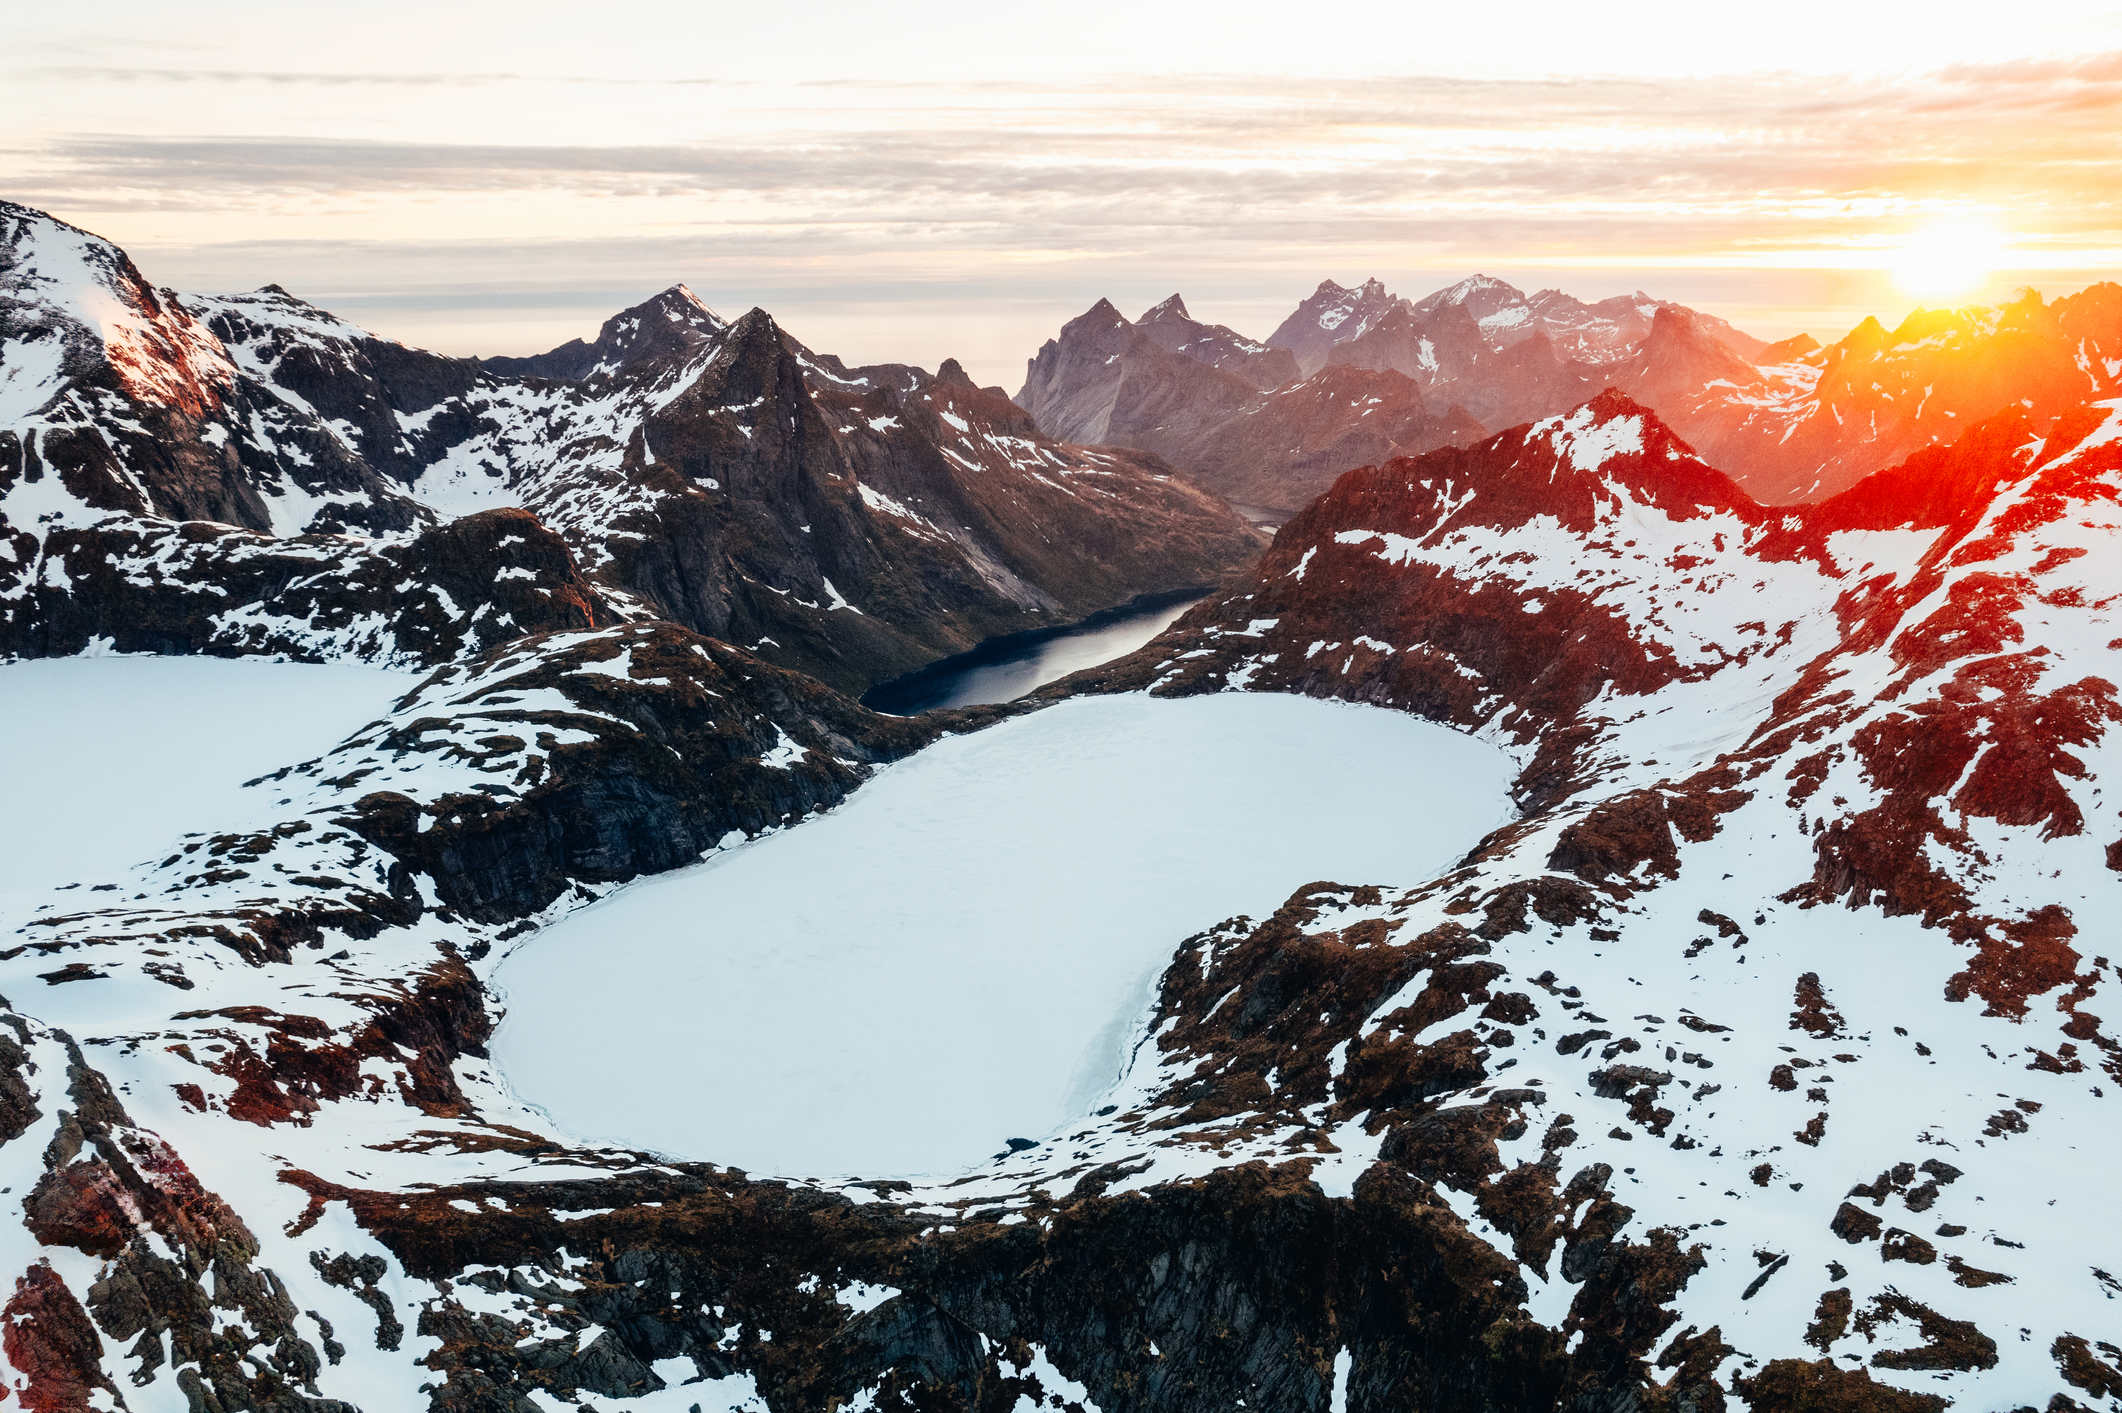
9, 0, 2122, 384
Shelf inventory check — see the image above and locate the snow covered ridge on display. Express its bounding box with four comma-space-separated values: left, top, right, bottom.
0, 199, 1259, 693
1055, 391, 2122, 1408
5, 505, 611, 665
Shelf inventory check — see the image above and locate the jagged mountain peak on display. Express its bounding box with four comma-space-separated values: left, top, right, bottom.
1078, 296, 1127, 327
1410, 273, 1532, 326
1436, 272, 1521, 303
600, 283, 729, 342
1266, 276, 1411, 374
479, 283, 730, 382
1485, 388, 1745, 515
1139, 293, 1190, 323
206, 283, 375, 345
1, 198, 235, 420
1756, 331, 1821, 362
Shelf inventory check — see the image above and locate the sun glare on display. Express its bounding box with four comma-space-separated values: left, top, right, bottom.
1890, 218, 2007, 303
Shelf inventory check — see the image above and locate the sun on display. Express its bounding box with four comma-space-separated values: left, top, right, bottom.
1890, 218, 2007, 303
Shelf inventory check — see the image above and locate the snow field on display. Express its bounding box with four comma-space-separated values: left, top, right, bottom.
0, 655, 419, 930
493, 692, 1517, 1178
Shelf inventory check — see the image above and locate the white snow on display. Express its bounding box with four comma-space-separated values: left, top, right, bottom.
493, 693, 1515, 1178
0, 656, 417, 930
0, 327, 65, 421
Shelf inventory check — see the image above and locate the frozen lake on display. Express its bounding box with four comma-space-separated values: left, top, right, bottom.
493, 692, 1516, 1178
0, 655, 418, 930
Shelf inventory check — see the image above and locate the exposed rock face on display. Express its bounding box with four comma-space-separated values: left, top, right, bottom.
1173, 364, 1486, 514
1, 201, 1261, 692
1132, 294, 1300, 388
1017, 297, 1264, 448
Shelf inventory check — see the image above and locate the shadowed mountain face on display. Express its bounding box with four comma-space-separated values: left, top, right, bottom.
0, 201, 1262, 692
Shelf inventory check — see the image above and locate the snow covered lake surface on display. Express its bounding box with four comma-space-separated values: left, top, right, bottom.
493, 692, 1517, 1179
0, 656, 417, 929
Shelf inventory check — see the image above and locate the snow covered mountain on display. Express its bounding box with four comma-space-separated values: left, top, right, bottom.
6, 192, 2122, 1413
1264, 276, 1406, 375
1, 201, 1261, 690
1055, 389, 2122, 1409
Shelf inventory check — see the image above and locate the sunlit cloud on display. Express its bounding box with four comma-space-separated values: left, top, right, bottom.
6, 22, 2120, 382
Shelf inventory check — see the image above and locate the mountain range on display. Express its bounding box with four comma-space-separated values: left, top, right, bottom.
1019, 272, 2122, 512
0, 201, 1260, 694
1, 196, 2119, 1412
